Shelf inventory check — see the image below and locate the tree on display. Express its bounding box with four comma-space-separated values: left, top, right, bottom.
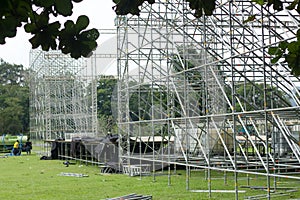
0, 84, 29, 134
112, 0, 300, 76
233, 83, 291, 112
0, 59, 27, 85
97, 76, 118, 117
127, 82, 169, 136
97, 76, 118, 133
0, 0, 99, 59
0, 59, 29, 134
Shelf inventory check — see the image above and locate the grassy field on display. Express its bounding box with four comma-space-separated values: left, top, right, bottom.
1, 148, 300, 199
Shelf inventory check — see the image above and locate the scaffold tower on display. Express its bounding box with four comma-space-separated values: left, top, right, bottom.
116, 0, 300, 196
29, 49, 97, 141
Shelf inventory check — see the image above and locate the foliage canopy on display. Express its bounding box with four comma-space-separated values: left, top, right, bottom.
0, 0, 99, 59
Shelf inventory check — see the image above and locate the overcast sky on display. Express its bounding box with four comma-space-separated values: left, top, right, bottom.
0, 0, 116, 68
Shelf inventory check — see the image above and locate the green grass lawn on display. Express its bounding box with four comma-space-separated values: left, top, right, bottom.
0, 150, 300, 199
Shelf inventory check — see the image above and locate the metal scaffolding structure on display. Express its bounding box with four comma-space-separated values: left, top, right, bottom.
116, 0, 300, 197
29, 49, 98, 141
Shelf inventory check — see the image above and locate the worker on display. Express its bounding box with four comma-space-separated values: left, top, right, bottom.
13, 140, 20, 156
25, 138, 32, 154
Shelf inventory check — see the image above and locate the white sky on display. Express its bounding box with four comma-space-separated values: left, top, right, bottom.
0, 0, 117, 68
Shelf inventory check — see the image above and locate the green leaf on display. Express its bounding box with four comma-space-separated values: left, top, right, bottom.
75, 15, 89, 33
286, 0, 299, 10
58, 17, 99, 59
271, 55, 282, 64
34, 12, 50, 27
24, 23, 38, 33
297, 29, 300, 40
184, 0, 216, 18
0, 17, 19, 43
203, 0, 216, 15
28, 21, 60, 50
286, 53, 297, 68
279, 41, 288, 49
287, 41, 300, 53
271, 0, 283, 11
113, 0, 155, 16
55, 0, 73, 16
252, 0, 265, 6
287, 52, 300, 75
34, 0, 55, 8
292, 66, 300, 76
15, 1, 31, 22
64, 20, 75, 30
243, 15, 256, 24
80, 28, 100, 41
268, 47, 280, 55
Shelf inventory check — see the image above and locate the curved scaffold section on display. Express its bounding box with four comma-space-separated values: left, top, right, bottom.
116, 0, 300, 180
